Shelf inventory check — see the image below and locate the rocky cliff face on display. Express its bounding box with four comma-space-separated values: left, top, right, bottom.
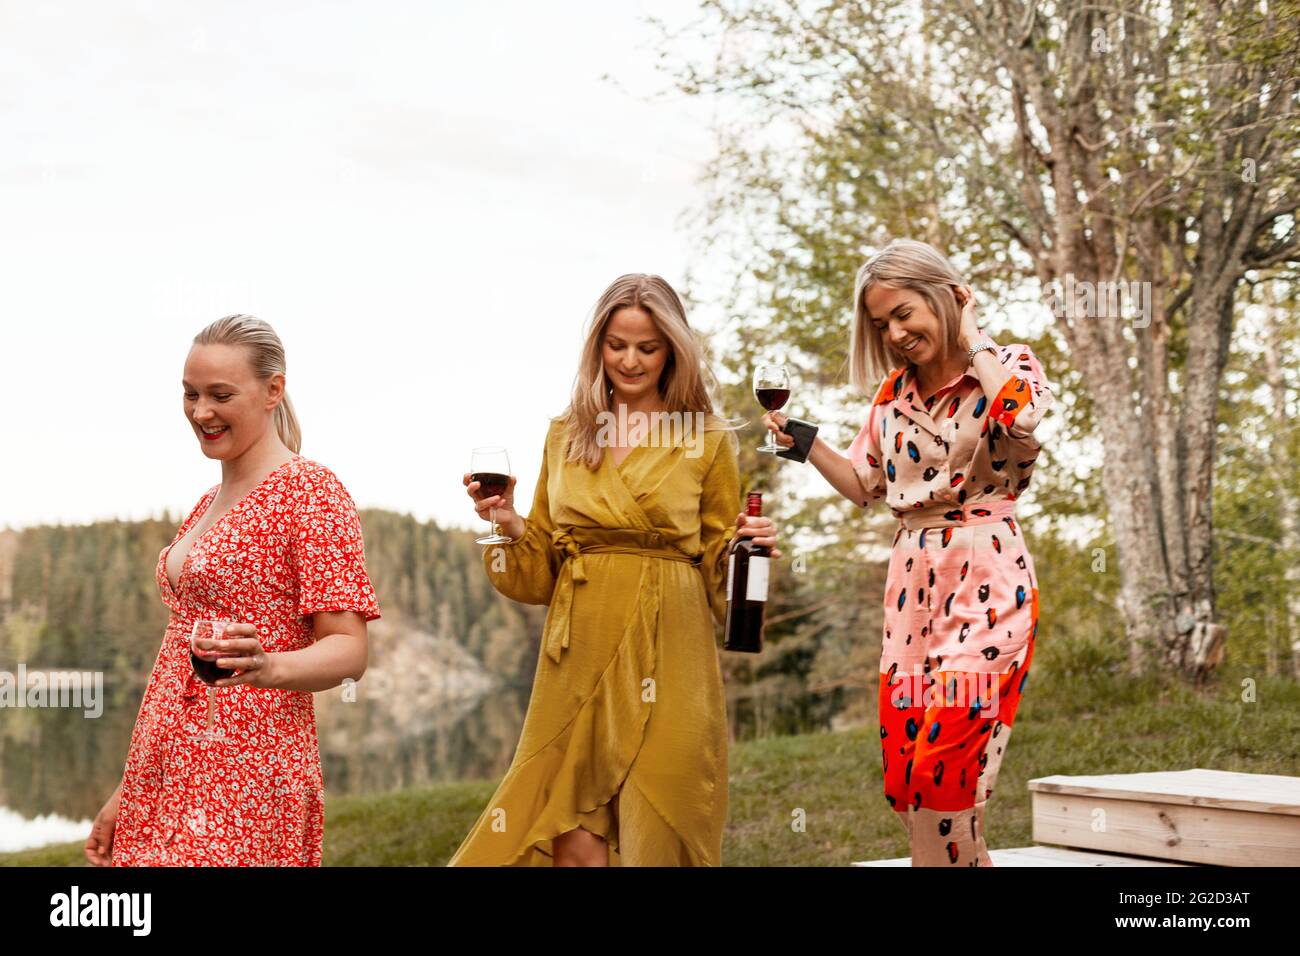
315, 617, 500, 748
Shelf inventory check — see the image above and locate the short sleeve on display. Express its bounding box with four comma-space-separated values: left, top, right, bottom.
698, 430, 741, 627
291, 466, 381, 621
989, 344, 1053, 439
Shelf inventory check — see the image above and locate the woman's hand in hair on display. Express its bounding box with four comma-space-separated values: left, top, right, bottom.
954, 284, 986, 352
464, 473, 524, 540
761, 412, 796, 450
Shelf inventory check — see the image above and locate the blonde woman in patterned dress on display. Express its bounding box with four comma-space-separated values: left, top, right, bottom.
84, 315, 380, 866
765, 239, 1053, 866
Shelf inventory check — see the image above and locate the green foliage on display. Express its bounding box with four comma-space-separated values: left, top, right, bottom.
669, 0, 1300, 691
1212, 281, 1300, 676
0, 512, 543, 690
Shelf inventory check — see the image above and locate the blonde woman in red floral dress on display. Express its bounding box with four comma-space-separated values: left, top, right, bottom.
83, 315, 380, 867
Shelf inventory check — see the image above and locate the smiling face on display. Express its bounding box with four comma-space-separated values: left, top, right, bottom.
602, 305, 671, 403
182, 343, 283, 460
863, 282, 955, 370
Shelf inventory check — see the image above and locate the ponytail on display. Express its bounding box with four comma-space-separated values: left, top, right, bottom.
194, 314, 303, 452
274, 392, 302, 454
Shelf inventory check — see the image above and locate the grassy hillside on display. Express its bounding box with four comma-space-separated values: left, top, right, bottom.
6, 664, 1298, 867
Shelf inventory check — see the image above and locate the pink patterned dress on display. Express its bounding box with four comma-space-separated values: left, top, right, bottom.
848, 343, 1053, 866
112, 457, 380, 866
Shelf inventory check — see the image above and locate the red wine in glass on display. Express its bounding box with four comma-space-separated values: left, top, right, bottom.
754, 363, 792, 454
190, 650, 229, 686
471, 447, 513, 544
189, 619, 232, 742
469, 472, 510, 501
755, 388, 790, 411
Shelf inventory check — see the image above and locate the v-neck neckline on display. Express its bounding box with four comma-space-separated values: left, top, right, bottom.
163, 456, 301, 596
609, 441, 645, 471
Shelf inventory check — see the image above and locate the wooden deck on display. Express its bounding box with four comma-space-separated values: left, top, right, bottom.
854, 768, 1300, 866
854, 845, 1190, 866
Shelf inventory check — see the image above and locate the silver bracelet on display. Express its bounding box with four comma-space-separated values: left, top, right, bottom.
967, 340, 997, 363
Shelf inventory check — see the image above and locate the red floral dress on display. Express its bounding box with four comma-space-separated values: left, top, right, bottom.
112, 457, 380, 866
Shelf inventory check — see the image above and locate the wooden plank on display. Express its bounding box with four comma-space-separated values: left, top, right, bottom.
1028, 769, 1300, 816
1031, 792, 1300, 866
993, 845, 1190, 867
853, 845, 1190, 867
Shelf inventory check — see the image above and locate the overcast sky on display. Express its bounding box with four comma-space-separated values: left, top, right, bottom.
0, 0, 725, 532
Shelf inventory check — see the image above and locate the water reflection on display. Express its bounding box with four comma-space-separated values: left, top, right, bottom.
1, 655, 864, 851
318, 683, 531, 794
0, 680, 533, 829
0, 807, 92, 853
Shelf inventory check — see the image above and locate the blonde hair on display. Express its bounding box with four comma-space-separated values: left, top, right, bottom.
193, 314, 302, 454
559, 274, 736, 469
849, 238, 965, 392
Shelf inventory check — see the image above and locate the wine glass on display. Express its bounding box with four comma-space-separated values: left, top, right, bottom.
753, 364, 791, 454
189, 619, 231, 742
470, 446, 513, 544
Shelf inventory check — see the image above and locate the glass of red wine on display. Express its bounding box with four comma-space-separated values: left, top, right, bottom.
754, 363, 791, 455
470, 446, 513, 544
189, 619, 232, 742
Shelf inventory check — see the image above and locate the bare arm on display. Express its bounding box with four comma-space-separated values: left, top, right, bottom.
208, 610, 369, 692
762, 413, 874, 507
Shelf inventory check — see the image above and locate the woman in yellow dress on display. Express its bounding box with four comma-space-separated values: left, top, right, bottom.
449, 273, 780, 866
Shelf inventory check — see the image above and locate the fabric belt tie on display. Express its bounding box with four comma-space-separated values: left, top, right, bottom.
544, 527, 700, 665
895, 499, 1018, 532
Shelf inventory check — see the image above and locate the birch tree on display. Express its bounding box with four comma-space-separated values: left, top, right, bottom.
667, 0, 1300, 676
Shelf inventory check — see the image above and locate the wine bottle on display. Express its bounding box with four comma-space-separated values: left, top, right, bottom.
724, 491, 769, 653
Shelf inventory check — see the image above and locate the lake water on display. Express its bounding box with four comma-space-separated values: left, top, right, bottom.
0, 681, 534, 852
1, 672, 862, 852
0, 806, 93, 853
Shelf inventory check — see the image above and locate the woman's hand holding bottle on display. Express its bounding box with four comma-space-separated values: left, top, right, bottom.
734, 509, 781, 558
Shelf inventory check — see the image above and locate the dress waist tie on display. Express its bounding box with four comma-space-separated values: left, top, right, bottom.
544, 527, 701, 665
894, 499, 1018, 532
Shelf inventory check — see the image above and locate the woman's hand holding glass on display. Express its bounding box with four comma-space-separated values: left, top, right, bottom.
465, 472, 524, 542
196, 622, 280, 689
761, 411, 796, 452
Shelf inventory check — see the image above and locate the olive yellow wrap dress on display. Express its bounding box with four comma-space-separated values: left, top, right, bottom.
448, 417, 741, 866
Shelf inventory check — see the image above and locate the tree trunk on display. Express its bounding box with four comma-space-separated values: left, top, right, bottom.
1260, 283, 1300, 678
